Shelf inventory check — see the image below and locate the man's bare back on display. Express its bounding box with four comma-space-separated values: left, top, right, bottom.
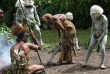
10, 41, 38, 61
2, 25, 44, 74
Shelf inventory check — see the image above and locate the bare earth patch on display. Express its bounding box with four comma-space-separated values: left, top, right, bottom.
29, 46, 110, 74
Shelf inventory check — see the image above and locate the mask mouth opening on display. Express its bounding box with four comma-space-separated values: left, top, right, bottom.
29, 2, 32, 3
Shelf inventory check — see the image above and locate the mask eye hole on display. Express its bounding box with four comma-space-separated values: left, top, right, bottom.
92, 13, 95, 15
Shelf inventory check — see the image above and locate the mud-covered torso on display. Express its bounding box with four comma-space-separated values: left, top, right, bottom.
16, 8, 24, 21
24, 6, 35, 20
92, 15, 106, 37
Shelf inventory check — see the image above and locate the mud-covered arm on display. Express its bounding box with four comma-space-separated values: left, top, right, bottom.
23, 6, 34, 24
34, 6, 41, 26
15, 9, 22, 26
98, 17, 108, 42
91, 20, 95, 36
26, 18, 34, 24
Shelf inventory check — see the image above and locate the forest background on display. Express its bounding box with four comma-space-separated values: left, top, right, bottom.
0, 0, 110, 29
0, 0, 110, 47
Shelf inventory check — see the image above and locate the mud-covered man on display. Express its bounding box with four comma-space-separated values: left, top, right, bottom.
23, 0, 43, 45
83, 5, 108, 69
15, 0, 24, 27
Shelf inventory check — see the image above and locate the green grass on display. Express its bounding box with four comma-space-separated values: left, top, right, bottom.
77, 29, 110, 47
33, 30, 59, 50
76, 29, 91, 46
31, 29, 110, 50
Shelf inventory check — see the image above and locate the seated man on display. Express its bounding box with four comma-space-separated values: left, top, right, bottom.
2, 25, 44, 74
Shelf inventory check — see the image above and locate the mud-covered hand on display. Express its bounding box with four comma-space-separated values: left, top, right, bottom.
97, 38, 101, 45
26, 18, 34, 24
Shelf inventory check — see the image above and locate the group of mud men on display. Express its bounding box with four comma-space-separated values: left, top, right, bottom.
0, 0, 108, 74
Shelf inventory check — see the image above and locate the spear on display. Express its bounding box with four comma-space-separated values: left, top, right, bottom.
18, 0, 44, 67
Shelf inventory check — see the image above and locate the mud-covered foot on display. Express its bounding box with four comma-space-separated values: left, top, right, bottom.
100, 64, 106, 69
41, 43, 43, 45
82, 64, 87, 68
76, 47, 81, 51
40, 41, 43, 45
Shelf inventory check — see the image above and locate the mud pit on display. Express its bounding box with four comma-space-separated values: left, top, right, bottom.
29, 46, 110, 74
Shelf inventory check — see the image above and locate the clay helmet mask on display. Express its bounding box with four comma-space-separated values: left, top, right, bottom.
66, 12, 73, 20
24, 0, 34, 6
15, 0, 24, 8
90, 5, 104, 19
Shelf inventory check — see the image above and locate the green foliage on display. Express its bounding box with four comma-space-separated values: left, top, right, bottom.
0, 23, 11, 33
1, 0, 110, 29
76, 29, 90, 46
34, 29, 59, 50
0, 0, 17, 27
33, 20, 39, 27
39, 29, 110, 50
3, 11, 10, 25
53, 0, 91, 29
55, 0, 110, 29
0, 23, 14, 41
37, 0, 110, 29
35, 1, 56, 29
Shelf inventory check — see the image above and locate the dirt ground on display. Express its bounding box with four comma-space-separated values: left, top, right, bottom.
29, 45, 110, 74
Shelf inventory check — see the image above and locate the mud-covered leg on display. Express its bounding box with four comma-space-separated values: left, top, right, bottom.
83, 35, 96, 66
100, 35, 107, 69
75, 37, 80, 50
34, 25, 43, 45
